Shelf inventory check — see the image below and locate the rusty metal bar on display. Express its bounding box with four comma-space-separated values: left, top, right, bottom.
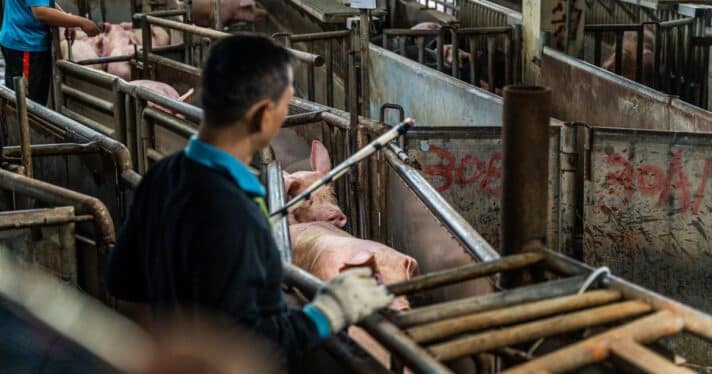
615, 32, 624, 75
501, 86, 551, 286
0, 85, 141, 188
0, 209, 93, 229
143, 108, 196, 138
408, 290, 621, 344
2, 142, 101, 157
326, 40, 334, 107
281, 262, 452, 373
428, 300, 652, 361
388, 252, 544, 295
392, 275, 588, 327
14, 77, 33, 178
503, 311, 686, 373
382, 29, 441, 37
289, 30, 350, 42
610, 340, 694, 374
487, 36, 495, 92
282, 110, 325, 127
0, 169, 115, 246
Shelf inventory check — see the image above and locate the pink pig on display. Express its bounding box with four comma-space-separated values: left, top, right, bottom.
285, 140, 419, 368
130, 80, 194, 117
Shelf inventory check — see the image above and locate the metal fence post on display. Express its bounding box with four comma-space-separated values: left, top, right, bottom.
501, 86, 551, 287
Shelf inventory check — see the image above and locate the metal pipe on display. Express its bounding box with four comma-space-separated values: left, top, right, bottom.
428, 300, 651, 361
0, 85, 140, 188
503, 311, 686, 373
265, 160, 292, 263
14, 77, 33, 178
2, 142, 101, 157
407, 290, 621, 343
136, 15, 324, 66
289, 30, 350, 42
282, 110, 325, 127
609, 340, 694, 374
56, 60, 116, 89
501, 86, 551, 286
61, 85, 114, 113
0, 209, 93, 229
559, 123, 577, 256
359, 9, 370, 116
143, 108, 197, 138
0, 169, 115, 246
129, 84, 203, 122
392, 275, 588, 327
388, 252, 543, 296
76, 55, 133, 66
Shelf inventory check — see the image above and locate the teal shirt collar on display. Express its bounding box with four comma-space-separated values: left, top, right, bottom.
184, 135, 266, 197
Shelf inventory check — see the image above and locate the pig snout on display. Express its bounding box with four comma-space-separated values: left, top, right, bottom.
326, 210, 347, 228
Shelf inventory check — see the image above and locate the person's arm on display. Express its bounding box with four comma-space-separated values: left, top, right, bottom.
30, 6, 100, 36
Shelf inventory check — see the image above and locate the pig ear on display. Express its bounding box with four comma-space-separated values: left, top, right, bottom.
178, 88, 194, 103
310, 140, 331, 173
120, 22, 133, 30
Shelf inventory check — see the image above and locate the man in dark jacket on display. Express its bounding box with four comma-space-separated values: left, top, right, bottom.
106, 34, 393, 372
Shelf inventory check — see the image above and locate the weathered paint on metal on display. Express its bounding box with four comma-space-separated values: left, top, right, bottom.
402, 127, 561, 252
367, 45, 503, 126
542, 47, 712, 132
583, 126, 712, 363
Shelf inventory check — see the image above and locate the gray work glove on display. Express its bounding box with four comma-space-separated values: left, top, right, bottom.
311, 267, 394, 333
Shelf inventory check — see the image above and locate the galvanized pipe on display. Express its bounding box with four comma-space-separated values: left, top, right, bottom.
265, 160, 292, 263
407, 290, 621, 343
503, 311, 686, 373
392, 275, 588, 327
14, 77, 33, 178
500, 86, 551, 286
282, 110, 325, 127
76, 55, 133, 66
61, 85, 114, 113
56, 60, 116, 89
428, 300, 651, 361
388, 252, 543, 296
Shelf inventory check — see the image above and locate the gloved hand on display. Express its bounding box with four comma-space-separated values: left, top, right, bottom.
310, 267, 394, 333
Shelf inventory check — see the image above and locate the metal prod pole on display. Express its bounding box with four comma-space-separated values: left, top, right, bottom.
13, 77, 32, 178
270, 118, 414, 224
500, 86, 551, 287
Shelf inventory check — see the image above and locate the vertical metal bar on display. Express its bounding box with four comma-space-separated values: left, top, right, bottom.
501, 86, 551, 287
59, 220, 78, 285
399, 36, 406, 57
559, 123, 577, 257
307, 63, 316, 102
214, 0, 222, 31
653, 24, 661, 89
469, 37, 477, 85
359, 9, 371, 116
14, 77, 33, 178
504, 32, 512, 85
615, 32, 623, 76
343, 35, 351, 111
451, 28, 459, 79
326, 40, 334, 107
382, 31, 388, 48
666, 29, 674, 93
487, 36, 495, 93
636, 28, 644, 82
676, 24, 685, 95
417, 37, 424, 64
141, 15, 152, 80
437, 31, 444, 72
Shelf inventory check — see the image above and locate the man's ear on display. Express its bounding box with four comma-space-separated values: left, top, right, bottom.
245, 99, 272, 134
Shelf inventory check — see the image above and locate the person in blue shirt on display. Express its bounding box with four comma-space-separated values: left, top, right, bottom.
106, 34, 394, 373
0, 0, 99, 104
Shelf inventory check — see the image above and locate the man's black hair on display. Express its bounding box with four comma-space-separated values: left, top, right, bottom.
201, 34, 293, 128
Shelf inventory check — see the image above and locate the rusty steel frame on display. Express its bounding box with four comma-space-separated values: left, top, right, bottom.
0, 207, 81, 284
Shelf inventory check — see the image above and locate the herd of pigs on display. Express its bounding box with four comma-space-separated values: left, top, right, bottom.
52, 8, 654, 366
